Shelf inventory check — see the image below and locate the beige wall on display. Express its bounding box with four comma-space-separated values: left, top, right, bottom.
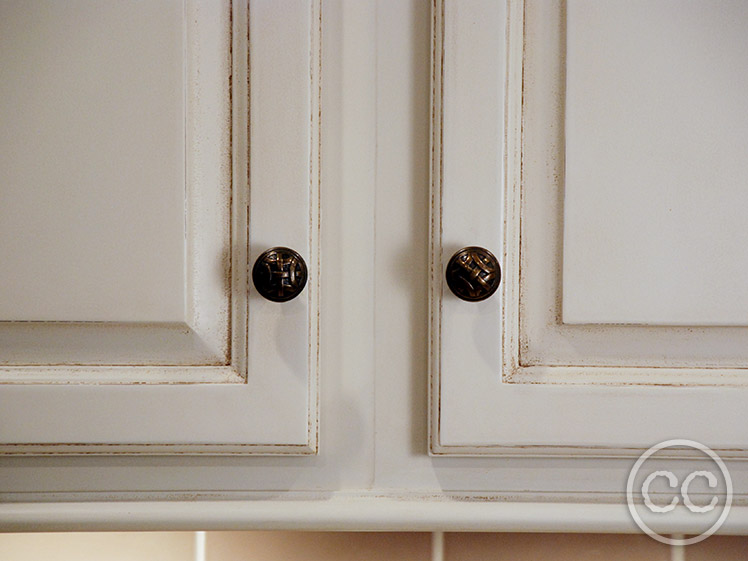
0, 532, 745, 560
0, 532, 194, 561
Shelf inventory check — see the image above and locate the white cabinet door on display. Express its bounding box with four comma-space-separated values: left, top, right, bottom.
0, 0, 319, 455
431, 0, 748, 456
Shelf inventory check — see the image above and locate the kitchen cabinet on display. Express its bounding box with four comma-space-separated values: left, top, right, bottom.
0, 0, 319, 455
2, 0, 748, 534
431, 0, 748, 455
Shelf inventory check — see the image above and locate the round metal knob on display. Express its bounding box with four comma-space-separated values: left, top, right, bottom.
445, 246, 501, 302
252, 247, 308, 302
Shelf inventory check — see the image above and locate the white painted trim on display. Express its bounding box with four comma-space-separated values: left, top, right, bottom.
510, 0, 748, 386
184, 0, 234, 368
194, 531, 206, 561
0, 443, 315, 456
670, 536, 685, 561
427, 0, 444, 466
431, 532, 444, 561
0, 0, 235, 383
2, 498, 748, 533
0, 365, 242, 386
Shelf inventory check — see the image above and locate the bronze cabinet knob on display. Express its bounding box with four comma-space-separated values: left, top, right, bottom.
252, 247, 308, 302
445, 246, 501, 302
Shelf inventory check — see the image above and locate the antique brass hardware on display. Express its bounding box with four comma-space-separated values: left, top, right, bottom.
252, 247, 308, 302
445, 246, 501, 302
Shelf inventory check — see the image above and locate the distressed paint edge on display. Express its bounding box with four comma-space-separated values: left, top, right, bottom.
0, 443, 316, 456
508, 365, 748, 387
428, 0, 445, 456
184, 0, 234, 365
502, 0, 525, 386
1, 1, 236, 384
430, 441, 748, 459
305, 0, 323, 455
510, 1, 748, 385
0, 365, 243, 385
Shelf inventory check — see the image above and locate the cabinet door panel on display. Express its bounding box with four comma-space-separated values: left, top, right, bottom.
563, 0, 748, 327
0, 0, 319, 454
431, 0, 748, 455
0, 0, 186, 324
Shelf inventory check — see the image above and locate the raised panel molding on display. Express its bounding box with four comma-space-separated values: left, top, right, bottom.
430, 0, 748, 457
507, 0, 748, 387
0, 0, 235, 382
0, 0, 320, 455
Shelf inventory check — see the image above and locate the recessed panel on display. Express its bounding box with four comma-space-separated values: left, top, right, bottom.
0, 0, 185, 322
563, 0, 748, 325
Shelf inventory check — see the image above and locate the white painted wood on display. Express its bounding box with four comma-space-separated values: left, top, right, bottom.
0, 0, 186, 323
431, 0, 748, 455
514, 0, 748, 379
2, 498, 748, 533
0, 0, 377, 495
0, 0, 232, 376
247, 0, 320, 441
563, 0, 748, 326
194, 532, 206, 561
430, 0, 505, 454
431, 532, 444, 561
3, 0, 748, 533
0, 0, 320, 454
373, 0, 438, 493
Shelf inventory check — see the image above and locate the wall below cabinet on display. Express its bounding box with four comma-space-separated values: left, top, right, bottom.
1, 532, 746, 561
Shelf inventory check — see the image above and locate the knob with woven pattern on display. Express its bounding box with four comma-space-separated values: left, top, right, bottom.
445, 246, 501, 302
252, 247, 308, 302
